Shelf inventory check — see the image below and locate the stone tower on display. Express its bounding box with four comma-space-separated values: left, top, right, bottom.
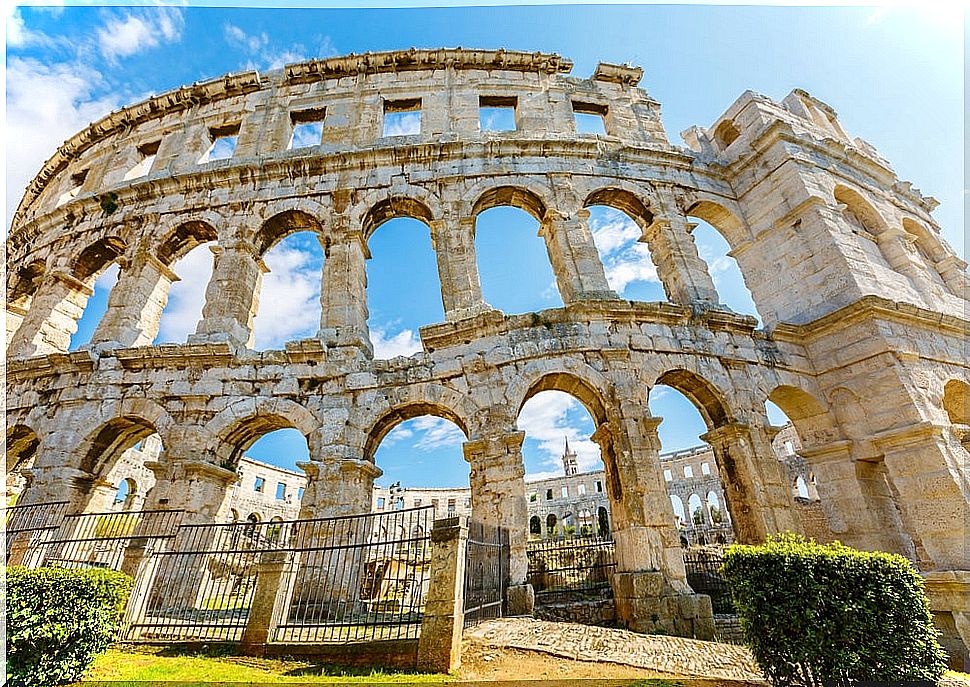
562, 437, 579, 476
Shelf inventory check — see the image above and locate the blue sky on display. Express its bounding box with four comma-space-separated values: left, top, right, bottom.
7, 2, 964, 489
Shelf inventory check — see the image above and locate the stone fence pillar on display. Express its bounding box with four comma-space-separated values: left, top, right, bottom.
319, 227, 372, 354
417, 516, 468, 673
462, 432, 532, 614
90, 252, 180, 349
923, 571, 970, 672
539, 210, 617, 304
189, 241, 267, 349
240, 549, 300, 655
430, 217, 490, 321
8, 271, 92, 358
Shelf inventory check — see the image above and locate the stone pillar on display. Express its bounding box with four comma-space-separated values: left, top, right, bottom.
416, 516, 468, 673
923, 571, 970, 671
90, 251, 180, 349
538, 210, 617, 304
462, 432, 532, 614
5, 302, 29, 352
8, 271, 92, 358
798, 440, 914, 556
935, 255, 970, 300
240, 549, 299, 654
319, 227, 372, 354
430, 217, 490, 321
189, 240, 267, 349
292, 457, 382, 616
596, 415, 714, 639
875, 422, 970, 571
877, 228, 941, 304
700, 423, 799, 543
641, 217, 720, 308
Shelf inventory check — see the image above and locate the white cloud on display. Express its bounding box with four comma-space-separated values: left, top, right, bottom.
589, 210, 661, 294
411, 416, 466, 451
5, 57, 123, 226
223, 22, 316, 71
97, 8, 184, 61
518, 391, 602, 475
371, 326, 423, 359
155, 245, 214, 343
252, 245, 323, 349
224, 23, 268, 52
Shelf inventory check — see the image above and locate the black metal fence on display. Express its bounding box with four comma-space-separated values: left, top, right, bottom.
122, 506, 434, 644
463, 520, 509, 626
683, 550, 734, 614
41, 509, 184, 571
4, 500, 71, 565
526, 534, 615, 604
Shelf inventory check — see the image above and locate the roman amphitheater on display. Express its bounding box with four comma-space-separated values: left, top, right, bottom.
4, 49, 968, 659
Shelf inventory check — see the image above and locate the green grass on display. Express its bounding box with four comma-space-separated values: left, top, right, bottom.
81, 646, 451, 683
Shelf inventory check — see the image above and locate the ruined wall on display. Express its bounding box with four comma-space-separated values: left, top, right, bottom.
6, 49, 968, 646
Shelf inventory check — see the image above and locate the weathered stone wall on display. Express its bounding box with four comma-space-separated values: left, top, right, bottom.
6, 49, 968, 649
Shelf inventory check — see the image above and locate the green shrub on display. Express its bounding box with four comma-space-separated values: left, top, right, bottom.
721, 534, 946, 686
6, 566, 133, 687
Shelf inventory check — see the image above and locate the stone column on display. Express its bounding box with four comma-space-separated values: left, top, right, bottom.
319, 226, 372, 355
641, 217, 720, 308
462, 432, 532, 614
596, 415, 714, 639
189, 240, 267, 349
935, 255, 970, 300
538, 210, 617, 304
430, 217, 490, 321
291, 456, 382, 618
240, 549, 299, 654
875, 422, 970, 571
8, 271, 92, 358
90, 251, 180, 349
416, 516, 468, 672
798, 439, 914, 556
700, 423, 799, 543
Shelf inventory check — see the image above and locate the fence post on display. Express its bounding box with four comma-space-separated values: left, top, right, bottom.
240, 549, 294, 655
417, 516, 468, 673
120, 542, 166, 641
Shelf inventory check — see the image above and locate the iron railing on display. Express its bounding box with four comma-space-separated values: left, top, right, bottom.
463, 520, 509, 626
526, 534, 615, 603
4, 501, 70, 566
41, 509, 184, 571
122, 506, 434, 644
683, 550, 734, 614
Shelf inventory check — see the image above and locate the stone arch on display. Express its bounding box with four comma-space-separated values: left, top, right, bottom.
529, 514, 541, 535
712, 119, 740, 149
469, 183, 549, 222
901, 217, 947, 263
943, 379, 970, 425
362, 400, 471, 463
361, 195, 436, 240
767, 385, 841, 447
514, 369, 611, 427
7, 259, 46, 307
670, 494, 687, 525
207, 398, 320, 468
156, 219, 220, 265
833, 184, 889, 236
71, 236, 127, 283
654, 368, 732, 429
76, 416, 158, 477
685, 199, 750, 253
254, 208, 326, 256
582, 187, 654, 229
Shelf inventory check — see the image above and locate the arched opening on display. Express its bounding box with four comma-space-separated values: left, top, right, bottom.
529, 515, 541, 536
686, 203, 760, 322
154, 221, 218, 344
670, 495, 687, 528
713, 119, 740, 149
474, 187, 562, 314
794, 475, 810, 500
584, 189, 666, 302
706, 491, 723, 524
6, 259, 45, 340
687, 493, 705, 527
364, 199, 442, 359
224, 422, 310, 520
369, 405, 470, 521
68, 238, 127, 349
113, 477, 137, 511
597, 506, 610, 536
546, 512, 558, 537
247, 512, 261, 523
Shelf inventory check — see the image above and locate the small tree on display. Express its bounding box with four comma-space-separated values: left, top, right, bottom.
721, 534, 946, 686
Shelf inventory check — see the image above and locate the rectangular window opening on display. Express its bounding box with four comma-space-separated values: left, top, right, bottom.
595, 481, 603, 493
289, 108, 326, 149
253, 476, 265, 493
664, 469, 673, 482
57, 169, 89, 207
561, 486, 569, 498
124, 140, 161, 181
276, 482, 286, 500
578, 484, 587, 496
573, 101, 608, 136
377, 497, 385, 509
383, 98, 421, 137
199, 123, 240, 163
546, 489, 554, 501
479, 95, 517, 132
297, 487, 305, 500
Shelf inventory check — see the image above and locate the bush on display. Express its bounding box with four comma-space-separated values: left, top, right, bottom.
6, 566, 133, 687
721, 534, 947, 686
